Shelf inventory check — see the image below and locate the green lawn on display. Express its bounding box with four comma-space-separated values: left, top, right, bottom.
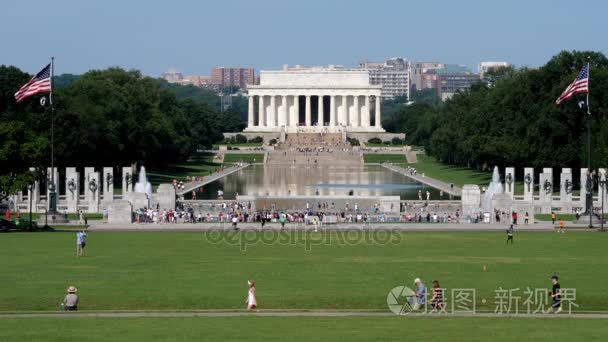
145, 153, 219, 185
0, 316, 605, 342
406, 154, 492, 187
212, 142, 264, 149
1, 231, 606, 312
363, 154, 407, 163
223, 153, 263, 164
535, 214, 577, 222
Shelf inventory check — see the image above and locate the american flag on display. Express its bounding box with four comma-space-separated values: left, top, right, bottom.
555, 63, 589, 105
14, 63, 51, 103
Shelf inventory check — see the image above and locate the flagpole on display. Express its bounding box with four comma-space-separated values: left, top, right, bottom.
586, 60, 593, 228
48, 56, 57, 216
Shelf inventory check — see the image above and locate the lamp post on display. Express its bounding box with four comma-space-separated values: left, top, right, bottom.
27, 183, 33, 230
600, 177, 606, 232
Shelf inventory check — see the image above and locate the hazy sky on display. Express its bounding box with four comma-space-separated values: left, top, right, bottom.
2, 0, 606, 76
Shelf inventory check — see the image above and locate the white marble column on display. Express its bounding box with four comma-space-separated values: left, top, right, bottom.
340, 95, 348, 126
375, 96, 381, 128
292, 95, 299, 127
305, 95, 311, 127
268, 95, 276, 127
318, 95, 324, 126
247, 95, 254, 127
329, 95, 336, 127
353, 95, 360, 127
258, 95, 265, 127
28, 167, 39, 213
278, 95, 287, 127
362, 95, 371, 127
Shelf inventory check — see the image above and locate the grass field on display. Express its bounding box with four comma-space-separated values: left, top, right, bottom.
363, 154, 407, 163
0, 316, 605, 342
1, 231, 606, 312
223, 153, 263, 164
145, 153, 219, 185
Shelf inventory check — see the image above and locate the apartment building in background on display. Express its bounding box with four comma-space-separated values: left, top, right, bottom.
358, 57, 410, 100
211, 67, 255, 90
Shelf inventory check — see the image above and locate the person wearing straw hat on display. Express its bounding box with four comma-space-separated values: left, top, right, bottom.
244, 280, 258, 311
62, 286, 79, 311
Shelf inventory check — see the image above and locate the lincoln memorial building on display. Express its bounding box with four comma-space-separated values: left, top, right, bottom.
244, 66, 385, 133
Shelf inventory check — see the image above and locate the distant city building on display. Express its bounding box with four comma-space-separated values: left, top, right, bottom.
411, 62, 444, 93
358, 58, 410, 100
161, 68, 184, 83
211, 67, 255, 90
478, 61, 511, 79
437, 64, 480, 101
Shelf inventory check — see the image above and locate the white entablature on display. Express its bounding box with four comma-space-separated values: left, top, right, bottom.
244, 68, 385, 133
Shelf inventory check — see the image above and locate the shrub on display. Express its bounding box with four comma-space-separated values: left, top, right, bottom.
235, 134, 248, 144
368, 137, 382, 144
348, 138, 360, 146
248, 136, 263, 143
268, 138, 278, 145
392, 137, 404, 145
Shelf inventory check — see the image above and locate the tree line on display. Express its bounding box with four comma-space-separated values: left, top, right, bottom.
0, 66, 245, 196
384, 51, 608, 172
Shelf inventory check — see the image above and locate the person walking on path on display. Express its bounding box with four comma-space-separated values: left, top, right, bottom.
558, 218, 565, 233
62, 286, 79, 311
245, 280, 258, 311
506, 224, 514, 244
551, 211, 557, 224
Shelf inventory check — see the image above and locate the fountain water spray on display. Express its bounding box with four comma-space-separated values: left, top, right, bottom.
134, 166, 153, 208
481, 166, 503, 212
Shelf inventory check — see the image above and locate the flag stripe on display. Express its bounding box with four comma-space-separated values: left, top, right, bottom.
14, 63, 51, 103
555, 64, 589, 105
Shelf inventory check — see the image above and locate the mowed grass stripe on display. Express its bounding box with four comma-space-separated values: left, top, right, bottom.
1, 231, 606, 311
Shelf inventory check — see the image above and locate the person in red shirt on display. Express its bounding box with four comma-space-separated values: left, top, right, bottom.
4, 210, 11, 220
511, 211, 518, 225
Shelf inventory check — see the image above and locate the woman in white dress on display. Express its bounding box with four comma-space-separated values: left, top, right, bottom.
245, 280, 257, 310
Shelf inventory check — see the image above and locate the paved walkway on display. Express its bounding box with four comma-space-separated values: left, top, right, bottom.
177, 164, 250, 196
382, 163, 462, 197
1, 310, 607, 319
89, 221, 559, 231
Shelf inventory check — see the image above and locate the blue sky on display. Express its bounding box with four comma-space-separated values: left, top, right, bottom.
1, 0, 606, 76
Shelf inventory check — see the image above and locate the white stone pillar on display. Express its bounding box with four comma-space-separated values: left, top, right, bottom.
46, 167, 59, 211
523, 167, 534, 202
122, 167, 133, 195
340, 95, 348, 126
247, 95, 254, 127
305, 95, 311, 127
102, 167, 114, 204
86, 171, 100, 213
258, 95, 265, 127
539, 168, 552, 213
329, 95, 336, 127
279, 95, 287, 127
65, 167, 80, 213
268, 95, 276, 127
292, 95, 299, 127
353, 95, 360, 127
560, 168, 572, 213
318, 95, 324, 126
504, 167, 515, 199
375, 95, 381, 128
28, 167, 40, 213
362, 95, 370, 127
580, 168, 588, 207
